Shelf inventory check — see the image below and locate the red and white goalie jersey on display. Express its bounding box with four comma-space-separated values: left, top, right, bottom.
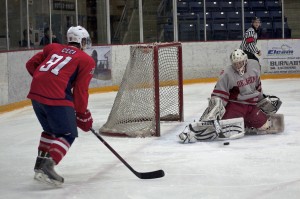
26, 43, 95, 114
212, 59, 263, 106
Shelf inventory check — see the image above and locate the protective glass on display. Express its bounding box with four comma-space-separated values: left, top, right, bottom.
81, 37, 92, 50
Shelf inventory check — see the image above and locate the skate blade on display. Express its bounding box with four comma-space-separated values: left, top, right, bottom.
34, 172, 63, 187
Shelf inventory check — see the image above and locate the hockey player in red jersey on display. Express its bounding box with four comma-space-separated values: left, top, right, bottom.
179, 49, 283, 143
26, 26, 95, 185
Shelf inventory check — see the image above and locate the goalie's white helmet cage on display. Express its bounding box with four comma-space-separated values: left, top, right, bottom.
99, 42, 184, 137
230, 49, 248, 76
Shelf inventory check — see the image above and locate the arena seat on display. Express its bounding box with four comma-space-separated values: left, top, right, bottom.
265, 0, 281, 11
227, 23, 243, 40
227, 11, 242, 23
249, 1, 265, 11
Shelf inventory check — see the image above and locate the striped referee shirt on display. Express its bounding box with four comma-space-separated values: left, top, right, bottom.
240, 27, 259, 54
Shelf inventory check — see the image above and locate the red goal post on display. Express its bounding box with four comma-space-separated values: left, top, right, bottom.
99, 42, 183, 137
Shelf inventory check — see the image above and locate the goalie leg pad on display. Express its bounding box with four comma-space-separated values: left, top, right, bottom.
178, 118, 245, 143
216, 118, 245, 140
246, 114, 284, 135
178, 131, 197, 143
191, 123, 218, 141
200, 97, 225, 121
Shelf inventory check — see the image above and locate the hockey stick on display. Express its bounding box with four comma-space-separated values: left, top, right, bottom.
90, 127, 165, 179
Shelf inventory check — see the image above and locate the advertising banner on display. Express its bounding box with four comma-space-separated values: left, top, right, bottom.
261, 40, 300, 74
85, 46, 112, 88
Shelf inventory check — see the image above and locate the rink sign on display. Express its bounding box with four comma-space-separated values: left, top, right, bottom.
262, 40, 300, 74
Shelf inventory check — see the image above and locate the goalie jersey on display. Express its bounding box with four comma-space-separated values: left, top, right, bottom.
212, 59, 263, 106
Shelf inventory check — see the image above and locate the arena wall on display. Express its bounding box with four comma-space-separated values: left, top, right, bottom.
1, 40, 300, 112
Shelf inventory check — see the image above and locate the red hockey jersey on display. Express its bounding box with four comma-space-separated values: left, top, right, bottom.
26, 43, 95, 114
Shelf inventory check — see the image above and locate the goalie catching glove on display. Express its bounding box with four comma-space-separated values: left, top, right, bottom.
257, 95, 282, 115
76, 109, 93, 132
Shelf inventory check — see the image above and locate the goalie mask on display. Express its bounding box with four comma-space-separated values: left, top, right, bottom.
230, 49, 248, 76
67, 26, 91, 50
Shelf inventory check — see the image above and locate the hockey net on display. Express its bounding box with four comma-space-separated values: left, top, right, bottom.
99, 42, 183, 137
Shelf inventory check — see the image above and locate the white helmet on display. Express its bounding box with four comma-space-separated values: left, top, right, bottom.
67, 26, 91, 50
230, 49, 248, 76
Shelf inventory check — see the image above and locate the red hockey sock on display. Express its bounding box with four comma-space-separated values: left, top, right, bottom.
49, 137, 70, 165
38, 132, 55, 154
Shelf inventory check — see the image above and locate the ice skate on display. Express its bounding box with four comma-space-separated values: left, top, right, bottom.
34, 157, 64, 186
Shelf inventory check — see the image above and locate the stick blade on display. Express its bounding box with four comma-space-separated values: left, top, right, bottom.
136, 170, 165, 179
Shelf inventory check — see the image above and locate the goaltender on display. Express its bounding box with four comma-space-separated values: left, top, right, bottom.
179, 49, 283, 143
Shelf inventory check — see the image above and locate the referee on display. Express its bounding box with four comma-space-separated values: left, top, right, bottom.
240, 17, 261, 62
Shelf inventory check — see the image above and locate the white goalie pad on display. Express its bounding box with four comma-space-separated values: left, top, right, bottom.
200, 97, 226, 121
246, 114, 284, 135
178, 117, 245, 143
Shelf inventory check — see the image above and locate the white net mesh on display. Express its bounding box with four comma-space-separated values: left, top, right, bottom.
99, 43, 183, 137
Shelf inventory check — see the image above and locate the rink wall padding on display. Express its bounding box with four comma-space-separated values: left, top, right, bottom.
1, 39, 300, 113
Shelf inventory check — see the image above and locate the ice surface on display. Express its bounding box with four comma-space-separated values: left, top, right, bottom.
0, 79, 300, 199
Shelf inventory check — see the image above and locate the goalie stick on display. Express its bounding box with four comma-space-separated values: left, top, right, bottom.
90, 128, 165, 179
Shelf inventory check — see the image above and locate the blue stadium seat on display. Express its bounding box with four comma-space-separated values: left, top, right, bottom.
244, 11, 256, 23
263, 21, 273, 31
205, 12, 213, 23
260, 21, 273, 38
273, 21, 289, 30
177, 2, 190, 14
227, 23, 242, 31
227, 11, 242, 23
235, 1, 251, 11
184, 12, 206, 23
189, 1, 203, 13
265, 0, 281, 11
256, 11, 271, 22
249, 1, 265, 11
199, 23, 213, 40
180, 0, 199, 2
227, 23, 243, 40
211, 11, 227, 23
273, 22, 291, 38
220, 1, 236, 12
269, 10, 282, 22
206, 1, 221, 12
196, 12, 205, 19
179, 23, 197, 41
212, 23, 228, 40
177, 12, 198, 21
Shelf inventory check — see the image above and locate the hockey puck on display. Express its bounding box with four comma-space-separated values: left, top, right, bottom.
223, 142, 230, 145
